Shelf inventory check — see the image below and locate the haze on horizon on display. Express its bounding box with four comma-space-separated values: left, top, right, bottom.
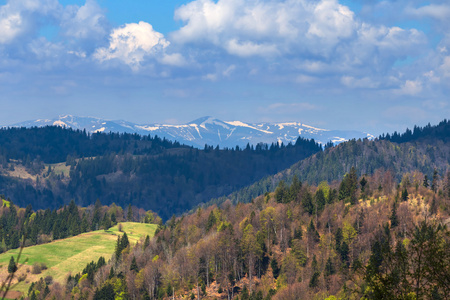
0, 0, 449, 136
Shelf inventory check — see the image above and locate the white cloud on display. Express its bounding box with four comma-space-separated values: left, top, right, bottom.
159, 53, 186, 67
173, 0, 359, 58
94, 21, 170, 69
28, 36, 64, 60
397, 79, 423, 96
341, 76, 379, 89
0, 0, 60, 44
172, 0, 424, 66
307, 0, 356, 42
406, 4, 450, 22
222, 64, 236, 77
61, 0, 108, 40
0, 12, 23, 44
225, 39, 278, 57
440, 56, 450, 77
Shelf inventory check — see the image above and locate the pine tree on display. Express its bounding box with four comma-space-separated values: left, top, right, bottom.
431, 169, 439, 193
324, 257, 335, 277
389, 201, 399, 228
115, 235, 122, 260
401, 187, 409, 202
423, 175, 429, 188
130, 256, 138, 272
121, 232, 129, 250
127, 204, 133, 221
143, 235, 150, 249
205, 211, 216, 232
8, 256, 16, 273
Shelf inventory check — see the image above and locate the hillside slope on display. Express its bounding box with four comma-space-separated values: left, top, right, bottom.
0, 126, 321, 220
216, 120, 450, 205
0, 222, 156, 296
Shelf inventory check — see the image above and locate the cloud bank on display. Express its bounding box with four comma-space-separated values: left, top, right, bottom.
0, 0, 449, 133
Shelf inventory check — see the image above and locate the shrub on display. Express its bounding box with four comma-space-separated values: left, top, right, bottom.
44, 276, 53, 285
31, 262, 48, 274
18, 273, 27, 282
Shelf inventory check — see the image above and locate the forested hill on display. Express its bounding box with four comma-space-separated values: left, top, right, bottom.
216, 120, 450, 205
379, 119, 449, 143
27, 166, 450, 300
0, 126, 183, 164
0, 126, 321, 220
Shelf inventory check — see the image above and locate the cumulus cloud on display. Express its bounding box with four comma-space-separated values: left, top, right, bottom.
397, 79, 423, 96
60, 0, 108, 41
0, 0, 61, 44
94, 21, 171, 69
406, 4, 450, 22
172, 0, 424, 66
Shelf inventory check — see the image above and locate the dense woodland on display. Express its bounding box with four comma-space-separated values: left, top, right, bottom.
215, 120, 449, 205
0, 120, 449, 299
20, 167, 450, 300
0, 126, 321, 220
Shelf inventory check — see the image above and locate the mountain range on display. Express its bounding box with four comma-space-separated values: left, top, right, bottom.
8, 115, 373, 148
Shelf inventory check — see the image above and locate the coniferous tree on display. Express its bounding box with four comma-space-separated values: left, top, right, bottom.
431, 169, 439, 193
324, 257, 335, 277
127, 204, 133, 221
143, 235, 150, 249
401, 187, 409, 202
389, 201, 399, 228
8, 256, 16, 273
130, 256, 138, 272
423, 175, 429, 188
121, 232, 129, 250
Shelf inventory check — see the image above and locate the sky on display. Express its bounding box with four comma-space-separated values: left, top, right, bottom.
0, 0, 449, 135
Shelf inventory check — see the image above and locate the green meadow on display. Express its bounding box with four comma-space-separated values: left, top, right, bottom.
0, 222, 157, 295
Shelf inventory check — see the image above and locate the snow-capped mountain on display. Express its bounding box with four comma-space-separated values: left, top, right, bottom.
7, 115, 374, 148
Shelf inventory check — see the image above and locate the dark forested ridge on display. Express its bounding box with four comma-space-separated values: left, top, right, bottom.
216, 120, 450, 205
379, 119, 449, 144
0, 126, 183, 164
0, 126, 321, 220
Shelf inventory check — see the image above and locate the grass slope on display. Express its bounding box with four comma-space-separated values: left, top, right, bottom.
0, 222, 156, 296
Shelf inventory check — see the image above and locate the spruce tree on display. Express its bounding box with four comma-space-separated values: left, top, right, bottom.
127, 204, 133, 221
130, 256, 138, 272
389, 201, 399, 228
8, 256, 16, 273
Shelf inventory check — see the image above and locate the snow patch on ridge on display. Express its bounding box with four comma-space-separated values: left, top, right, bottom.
225, 121, 273, 134
53, 120, 68, 127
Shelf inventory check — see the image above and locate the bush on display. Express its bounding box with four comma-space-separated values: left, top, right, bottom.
17, 273, 27, 282
44, 275, 53, 285
31, 262, 47, 274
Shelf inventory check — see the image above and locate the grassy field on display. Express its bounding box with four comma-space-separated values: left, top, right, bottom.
0, 222, 157, 297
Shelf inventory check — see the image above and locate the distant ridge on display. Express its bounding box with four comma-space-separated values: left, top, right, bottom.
8, 114, 373, 148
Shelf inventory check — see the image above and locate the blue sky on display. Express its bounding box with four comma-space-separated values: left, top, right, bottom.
0, 0, 449, 135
